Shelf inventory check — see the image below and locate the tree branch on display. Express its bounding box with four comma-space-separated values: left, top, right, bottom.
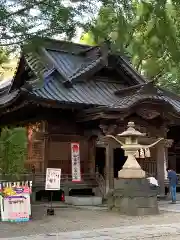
4, 0, 56, 19
153, 68, 165, 83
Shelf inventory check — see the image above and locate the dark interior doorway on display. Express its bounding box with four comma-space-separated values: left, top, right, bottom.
95, 147, 105, 177
113, 148, 127, 178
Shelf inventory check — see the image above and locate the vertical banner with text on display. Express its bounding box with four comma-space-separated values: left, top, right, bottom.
71, 143, 81, 182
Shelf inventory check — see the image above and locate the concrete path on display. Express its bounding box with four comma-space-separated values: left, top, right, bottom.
34, 199, 180, 213
2, 201, 180, 239
2, 223, 180, 240
159, 200, 180, 212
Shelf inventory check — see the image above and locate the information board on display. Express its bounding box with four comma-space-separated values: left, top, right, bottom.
45, 168, 61, 191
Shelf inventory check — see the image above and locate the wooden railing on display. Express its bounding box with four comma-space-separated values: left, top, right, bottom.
95, 172, 106, 197
0, 172, 106, 198
0, 174, 32, 182
32, 173, 99, 185
0, 172, 103, 185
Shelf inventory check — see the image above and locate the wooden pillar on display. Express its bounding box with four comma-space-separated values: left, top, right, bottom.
43, 121, 49, 171
164, 147, 168, 180
156, 139, 173, 196
109, 145, 114, 189
164, 139, 174, 174
41, 121, 46, 172
88, 137, 96, 174
105, 143, 114, 193
157, 142, 165, 196
105, 144, 110, 193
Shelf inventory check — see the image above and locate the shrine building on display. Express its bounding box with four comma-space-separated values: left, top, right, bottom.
0, 38, 180, 198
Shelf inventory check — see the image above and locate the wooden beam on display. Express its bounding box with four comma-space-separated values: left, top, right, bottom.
76, 111, 129, 122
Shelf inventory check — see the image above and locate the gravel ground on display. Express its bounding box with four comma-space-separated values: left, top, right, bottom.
1, 205, 180, 239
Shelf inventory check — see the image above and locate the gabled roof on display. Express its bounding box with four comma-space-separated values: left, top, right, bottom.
1, 38, 180, 120
10, 38, 145, 89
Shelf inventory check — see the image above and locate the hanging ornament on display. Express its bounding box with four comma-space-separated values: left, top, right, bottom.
145, 148, 151, 158
135, 149, 140, 158
139, 148, 145, 158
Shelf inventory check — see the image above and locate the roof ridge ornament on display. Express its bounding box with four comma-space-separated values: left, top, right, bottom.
114, 84, 143, 95
137, 81, 162, 96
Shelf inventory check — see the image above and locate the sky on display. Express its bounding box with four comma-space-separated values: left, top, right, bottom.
29, 0, 102, 43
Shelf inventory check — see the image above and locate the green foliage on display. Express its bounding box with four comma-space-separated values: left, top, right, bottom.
0, 0, 96, 48
0, 127, 27, 176
83, 0, 180, 94
0, 0, 97, 68
80, 32, 97, 46
0, 48, 12, 79
0, 48, 9, 65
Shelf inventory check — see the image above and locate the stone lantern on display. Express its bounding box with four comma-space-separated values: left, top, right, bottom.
106, 121, 163, 216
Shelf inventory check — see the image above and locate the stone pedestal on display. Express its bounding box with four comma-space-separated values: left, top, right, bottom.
107, 178, 159, 216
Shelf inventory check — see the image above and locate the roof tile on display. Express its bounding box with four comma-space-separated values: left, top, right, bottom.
1, 39, 180, 116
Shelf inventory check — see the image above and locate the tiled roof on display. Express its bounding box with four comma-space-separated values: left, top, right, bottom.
31, 75, 123, 106
1, 38, 180, 116
0, 79, 12, 89
29, 75, 180, 113
0, 90, 19, 106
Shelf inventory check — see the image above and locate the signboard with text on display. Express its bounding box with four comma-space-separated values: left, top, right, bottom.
0, 181, 32, 222
45, 168, 61, 191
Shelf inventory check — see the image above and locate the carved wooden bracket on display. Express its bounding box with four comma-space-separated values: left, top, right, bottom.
99, 124, 117, 135
136, 108, 160, 120
164, 139, 174, 148
84, 130, 100, 139
96, 135, 108, 146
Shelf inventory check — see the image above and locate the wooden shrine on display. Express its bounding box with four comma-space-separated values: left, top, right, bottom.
0, 38, 180, 196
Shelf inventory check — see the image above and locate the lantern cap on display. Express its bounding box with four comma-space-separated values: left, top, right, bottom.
118, 122, 146, 137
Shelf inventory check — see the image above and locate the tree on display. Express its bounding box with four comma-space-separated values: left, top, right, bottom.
0, 0, 96, 48
83, 0, 180, 94
0, 0, 97, 69
0, 127, 27, 178
0, 48, 11, 79
80, 32, 97, 46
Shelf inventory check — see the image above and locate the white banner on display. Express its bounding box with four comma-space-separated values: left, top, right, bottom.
45, 168, 61, 191
71, 142, 81, 182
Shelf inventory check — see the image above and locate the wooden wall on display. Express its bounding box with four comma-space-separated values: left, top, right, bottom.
25, 112, 168, 176
25, 122, 45, 172
25, 118, 93, 174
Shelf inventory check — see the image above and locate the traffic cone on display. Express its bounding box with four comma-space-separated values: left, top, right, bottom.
61, 192, 65, 202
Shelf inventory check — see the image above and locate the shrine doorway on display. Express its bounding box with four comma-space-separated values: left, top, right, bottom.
113, 148, 127, 178
95, 147, 105, 177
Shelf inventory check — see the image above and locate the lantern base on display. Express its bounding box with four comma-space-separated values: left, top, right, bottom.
118, 168, 145, 179
107, 178, 159, 216
119, 152, 145, 178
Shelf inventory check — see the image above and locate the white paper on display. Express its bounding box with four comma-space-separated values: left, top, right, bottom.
147, 177, 159, 186
45, 168, 61, 190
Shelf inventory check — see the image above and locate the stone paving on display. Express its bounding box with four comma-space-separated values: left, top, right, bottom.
1, 202, 180, 239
